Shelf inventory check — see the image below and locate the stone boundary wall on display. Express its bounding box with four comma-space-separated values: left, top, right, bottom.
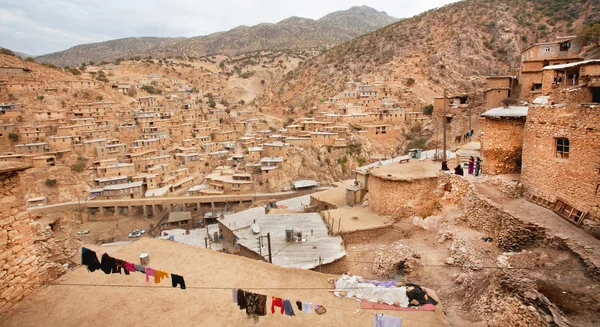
480, 117, 525, 175
0, 171, 41, 313
439, 174, 600, 280
368, 176, 438, 216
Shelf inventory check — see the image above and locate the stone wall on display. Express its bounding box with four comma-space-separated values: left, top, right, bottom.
480, 116, 525, 175
484, 88, 509, 110
367, 176, 438, 216
521, 104, 600, 221
439, 174, 600, 280
0, 168, 40, 313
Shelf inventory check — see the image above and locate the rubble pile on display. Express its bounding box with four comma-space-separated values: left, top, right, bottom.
370, 241, 420, 278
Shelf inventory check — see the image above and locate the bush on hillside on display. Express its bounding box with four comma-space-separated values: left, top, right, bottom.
423, 104, 434, 115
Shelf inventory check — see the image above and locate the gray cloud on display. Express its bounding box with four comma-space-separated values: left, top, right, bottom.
0, 0, 458, 56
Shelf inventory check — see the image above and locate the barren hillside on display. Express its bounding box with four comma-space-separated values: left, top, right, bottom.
269, 0, 600, 108
34, 6, 398, 67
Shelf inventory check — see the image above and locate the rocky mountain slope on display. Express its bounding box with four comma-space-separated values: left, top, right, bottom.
35, 6, 398, 67
269, 0, 600, 107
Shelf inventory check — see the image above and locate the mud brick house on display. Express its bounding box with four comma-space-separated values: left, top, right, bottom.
519, 36, 585, 99
521, 104, 600, 222
480, 106, 528, 175
483, 76, 518, 109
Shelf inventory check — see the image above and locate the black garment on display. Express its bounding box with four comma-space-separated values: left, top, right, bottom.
171, 274, 186, 289
246, 292, 260, 315
454, 165, 464, 176
406, 283, 438, 306
257, 294, 267, 316
441, 161, 449, 171
100, 253, 118, 274
237, 290, 247, 310
81, 247, 101, 272
296, 301, 303, 311
115, 259, 130, 275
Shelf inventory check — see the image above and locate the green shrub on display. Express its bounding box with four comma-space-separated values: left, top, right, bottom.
71, 163, 85, 172
8, 133, 19, 142
141, 85, 162, 94
422, 104, 434, 115
0, 48, 16, 57
407, 78, 415, 85
45, 179, 57, 187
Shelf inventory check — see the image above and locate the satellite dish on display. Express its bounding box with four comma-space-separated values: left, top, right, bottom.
251, 223, 260, 234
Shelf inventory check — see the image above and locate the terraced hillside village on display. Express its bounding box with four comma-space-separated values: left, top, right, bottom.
1, 0, 600, 326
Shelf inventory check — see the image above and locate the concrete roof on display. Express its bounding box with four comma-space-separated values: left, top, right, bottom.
145, 185, 172, 197
542, 59, 600, 70
481, 106, 528, 118
103, 181, 143, 190
168, 211, 192, 223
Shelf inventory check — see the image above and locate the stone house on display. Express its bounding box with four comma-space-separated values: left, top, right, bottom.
311, 132, 337, 146
261, 142, 288, 157
519, 36, 585, 99
480, 106, 528, 175
15, 142, 49, 155
521, 104, 600, 222
540, 60, 600, 103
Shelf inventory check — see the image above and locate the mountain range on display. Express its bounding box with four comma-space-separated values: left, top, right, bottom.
35, 6, 399, 67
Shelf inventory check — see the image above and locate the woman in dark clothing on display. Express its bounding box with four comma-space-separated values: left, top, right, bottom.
454, 165, 464, 176
441, 160, 449, 171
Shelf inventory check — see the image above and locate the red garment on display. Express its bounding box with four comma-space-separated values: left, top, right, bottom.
271, 297, 284, 314
124, 262, 135, 273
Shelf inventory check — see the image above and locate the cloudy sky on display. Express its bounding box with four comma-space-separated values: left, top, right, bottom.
0, 0, 458, 56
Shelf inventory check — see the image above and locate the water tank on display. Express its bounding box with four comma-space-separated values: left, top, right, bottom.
285, 228, 293, 242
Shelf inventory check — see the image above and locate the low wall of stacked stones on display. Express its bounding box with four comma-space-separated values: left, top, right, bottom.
368, 176, 438, 216
440, 174, 600, 280
0, 172, 40, 314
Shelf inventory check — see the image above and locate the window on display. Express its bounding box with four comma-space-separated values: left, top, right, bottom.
545, 47, 551, 52
555, 138, 569, 159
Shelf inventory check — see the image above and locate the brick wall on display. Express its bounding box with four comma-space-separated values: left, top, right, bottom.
521, 104, 600, 221
480, 117, 525, 175
368, 176, 438, 216
0, 168, 40, 313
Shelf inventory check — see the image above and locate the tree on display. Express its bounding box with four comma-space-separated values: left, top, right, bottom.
582, 23, 600, 45
8, 133, 19, 142
239, 100, 245, 105
127, 86, 137, 97
423, 104, 434, 115
96, 95, 103, 101
25, 57, 35, 62
208, 99, 216, 108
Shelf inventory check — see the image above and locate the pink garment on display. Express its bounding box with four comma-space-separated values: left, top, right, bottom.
124, 262, 135, 273
145, 267, 156, 282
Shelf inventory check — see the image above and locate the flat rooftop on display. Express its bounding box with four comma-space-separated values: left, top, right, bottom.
369, 160, 440, 181
3, 239, 447, 326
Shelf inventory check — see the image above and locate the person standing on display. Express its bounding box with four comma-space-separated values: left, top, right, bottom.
468, 156, 474, 175
475, 157, 482, 176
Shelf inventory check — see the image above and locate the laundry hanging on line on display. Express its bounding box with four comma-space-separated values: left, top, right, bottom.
234, 288, 318, 320
80, 247, 186, 290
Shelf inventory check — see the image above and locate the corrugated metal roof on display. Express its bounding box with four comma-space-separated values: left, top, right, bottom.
542, 59, 600, 70
292, 180, 318, 189
481, 106, 528, 118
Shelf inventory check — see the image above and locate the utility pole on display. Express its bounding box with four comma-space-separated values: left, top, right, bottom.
257, 232, 272, 263
443, 88, 447, 162
266, 232, 272, 264
77, 196, 83, 223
